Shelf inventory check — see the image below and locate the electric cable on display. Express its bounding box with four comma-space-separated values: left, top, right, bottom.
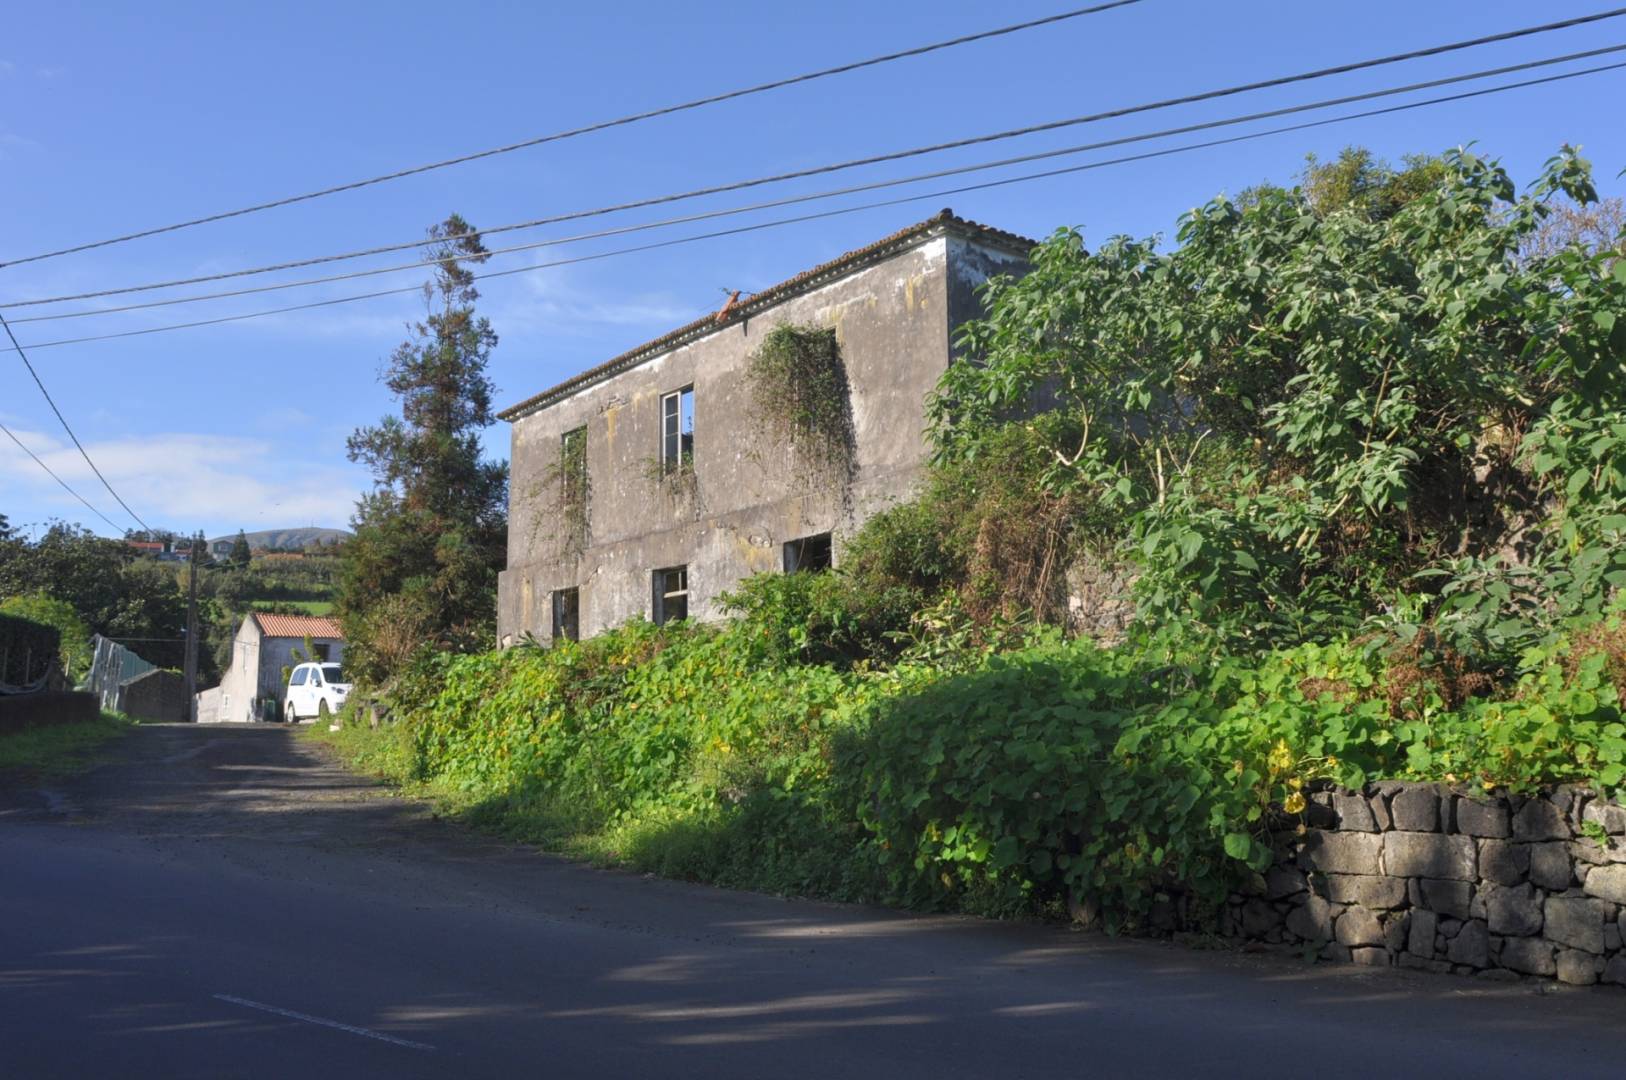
0, 1, 1148, 270
0, 419, 126, 533
3, 55, 1619, 354
9, 40, 1625, 323
8, 10, 1624, 311
0, 310, 153, 532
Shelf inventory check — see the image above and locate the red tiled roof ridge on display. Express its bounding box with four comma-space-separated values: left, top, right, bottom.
251, 612, 344, 640
496, 210, 1034, 422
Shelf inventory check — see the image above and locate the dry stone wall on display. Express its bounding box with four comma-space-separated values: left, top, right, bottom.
1225, 783, 1626, 986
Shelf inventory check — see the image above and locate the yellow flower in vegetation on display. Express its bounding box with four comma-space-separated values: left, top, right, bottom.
1283, 792, 1307, 815
1267, 741, 1293, 776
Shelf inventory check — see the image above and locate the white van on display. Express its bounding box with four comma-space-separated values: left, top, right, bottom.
283, 661, 351, 723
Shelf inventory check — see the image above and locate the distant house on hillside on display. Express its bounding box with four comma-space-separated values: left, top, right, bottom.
210, 540, 236, 560
126, 539, 166, 557
496, 210, 1033, 644
204, 612, 344, 723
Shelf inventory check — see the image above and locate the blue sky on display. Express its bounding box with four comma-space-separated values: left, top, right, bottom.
2, 0, 1623, 540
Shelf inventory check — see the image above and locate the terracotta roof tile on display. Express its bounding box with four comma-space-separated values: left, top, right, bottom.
251, 612, 344, 640
497, 209, 1034, 422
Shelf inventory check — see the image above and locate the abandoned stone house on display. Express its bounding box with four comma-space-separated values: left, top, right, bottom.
496, 210, 1033, 645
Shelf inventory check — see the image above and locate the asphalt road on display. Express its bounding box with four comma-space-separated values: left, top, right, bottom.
3, 723, 1625, 1079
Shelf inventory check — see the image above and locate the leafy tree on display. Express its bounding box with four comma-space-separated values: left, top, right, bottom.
0, 522, 214, 677
231, 529, 252, 568
935, 146, 1626, 666
0, 593, 92, 682
1298, 146, 1448, 219
340, 215, 508, 684
0, 515, 19, 567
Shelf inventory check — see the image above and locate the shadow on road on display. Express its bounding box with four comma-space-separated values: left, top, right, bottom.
3, 724, 1623, 1078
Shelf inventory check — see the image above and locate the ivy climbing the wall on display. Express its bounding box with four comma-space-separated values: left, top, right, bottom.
534, 425, 589, 557
744, 323, 856, 489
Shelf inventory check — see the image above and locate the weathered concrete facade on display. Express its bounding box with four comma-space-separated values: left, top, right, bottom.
497, 211, 1032, 643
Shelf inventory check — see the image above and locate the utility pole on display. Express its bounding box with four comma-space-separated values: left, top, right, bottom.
183, 530, 201, 722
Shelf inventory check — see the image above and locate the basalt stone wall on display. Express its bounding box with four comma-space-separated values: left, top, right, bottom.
1225, 783, 1626, 986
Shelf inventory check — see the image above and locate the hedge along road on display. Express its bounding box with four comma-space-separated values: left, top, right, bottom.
3, 723, 1625, 1080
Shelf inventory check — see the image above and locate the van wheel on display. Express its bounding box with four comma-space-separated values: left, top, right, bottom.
318, 700, 331, 722
285, 702, 298, 724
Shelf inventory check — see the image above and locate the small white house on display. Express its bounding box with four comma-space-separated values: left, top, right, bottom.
210, 612, 344, 723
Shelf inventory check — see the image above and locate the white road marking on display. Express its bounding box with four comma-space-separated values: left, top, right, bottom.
212, 994, 435, 1051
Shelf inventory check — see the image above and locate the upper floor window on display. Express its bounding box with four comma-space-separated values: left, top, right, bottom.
661, 387, 694, 474
561, 426, 588, 507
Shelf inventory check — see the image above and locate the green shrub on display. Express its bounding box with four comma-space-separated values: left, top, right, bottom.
0, 595, 90, 683
0, 610, 63, 688
317, 603, 1626, 930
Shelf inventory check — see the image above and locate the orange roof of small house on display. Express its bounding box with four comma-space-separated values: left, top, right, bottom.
250, 613, 344, 640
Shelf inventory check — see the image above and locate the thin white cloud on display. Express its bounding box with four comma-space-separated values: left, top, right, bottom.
253, 407, 315, 431
0, 132, 39, 159
0, 426, 362, 534
498, 261, 697, 335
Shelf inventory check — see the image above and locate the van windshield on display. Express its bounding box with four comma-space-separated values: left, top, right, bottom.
320, 664, 345, 684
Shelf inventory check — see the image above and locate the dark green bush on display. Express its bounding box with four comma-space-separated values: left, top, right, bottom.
0, 611, 63, 688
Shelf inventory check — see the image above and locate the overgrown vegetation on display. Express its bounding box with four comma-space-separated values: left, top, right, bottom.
319, 146, 1626, 932
536, 426, 592, 556
744, 323, 856, 490
0, 609, 67, 688
935, 146, 1626, 667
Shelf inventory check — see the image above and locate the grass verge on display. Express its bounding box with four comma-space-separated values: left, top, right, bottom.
0, 712, 133, 781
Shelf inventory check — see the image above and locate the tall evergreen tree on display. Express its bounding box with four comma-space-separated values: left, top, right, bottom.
230, 529, 251, 567
340, 215, 508, 683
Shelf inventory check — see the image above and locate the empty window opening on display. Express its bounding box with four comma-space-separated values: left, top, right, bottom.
783, 533, 833, 573
551, 587, 580, 642
653, 566, 689, 625
661, 387, 694, 473
313, 643, 331, 661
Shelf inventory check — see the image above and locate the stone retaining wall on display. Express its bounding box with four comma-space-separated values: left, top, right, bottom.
1226, 783, 1626, 986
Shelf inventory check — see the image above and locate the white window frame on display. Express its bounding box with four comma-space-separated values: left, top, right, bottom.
661, 386, 694, 474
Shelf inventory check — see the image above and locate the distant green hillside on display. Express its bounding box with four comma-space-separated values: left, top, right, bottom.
208, 527, 351, 551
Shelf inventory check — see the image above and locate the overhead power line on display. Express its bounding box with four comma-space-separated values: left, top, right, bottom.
0, 420, 126, 533
0, 310, 152, 532
3, 56, 1620, 355
0, 1, 1147, 270
8, 8, 1624, 313
10, 41, 1625, 325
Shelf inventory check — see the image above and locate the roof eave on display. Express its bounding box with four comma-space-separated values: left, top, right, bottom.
496, 211, 1033, 423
